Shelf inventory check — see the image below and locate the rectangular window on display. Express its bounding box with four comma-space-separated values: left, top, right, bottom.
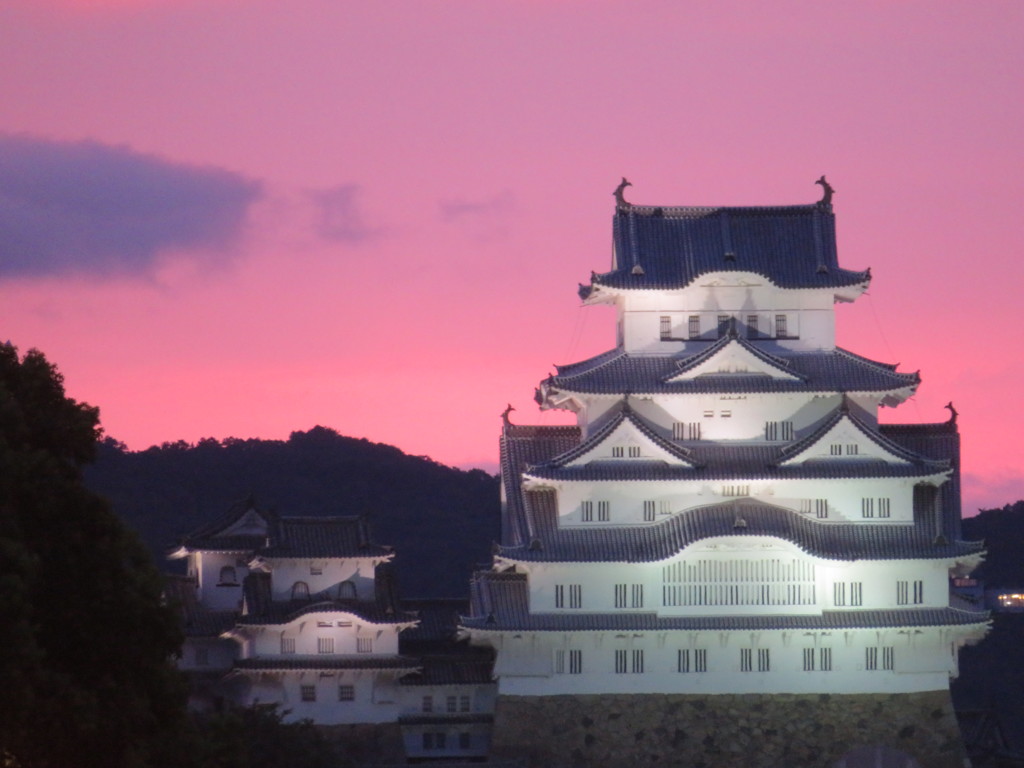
612, 446, 624, 458
628, 446, 641, 458
569, 584, 582, 608
878, 498, 891, 518
800, 499, 811, 514
913, 580, 924, 604
423, 733, 446, 750
847, 444, 859, 455
740, 648, 753, 672
718, 315, 731, 337
703, 410, 714, 418
615, 649, 627, 674
422, 695, 433, 713
632, 649, 644, 674
643, 500, 656, 522
833, 582, 846, 607
897, 580, 908, 605
356, 637, 372, 654
458, 733, 471, 750
614, 584, 627, 608
281, 637, 296, 654
747, 315, 759, 338
862, 498, 875, 518
815, 499, 828, 519
688, 316, 700, 338
597, 501, 610, 521
659, 500, 672, 516
310, 565, 323, 576
569, 650, 582, 674
338, 685, 355, 702
554, 649, 565, 674
830, 444, 843, 456
460, 695, 471, 712
555, 584, 564, 608
446, 695, 458, 713
581, 501, 593, 522
300, 685, 316, 702
695, 649, 707, 672
775, 314, 788, 338
850, 582, 863, 607
803, 647, 815, 671
720, 410, 732, 418
758, 648, 770, 672
631, 583, 644, 608
678, 649, 691, 673
722, 484, 750, 497
317, 637, 334, 654
820, 648, 833, 672
660, 316, 672, 340
765, 421, 778, 441
865, 647, 878, 671
883, 646, 894, 670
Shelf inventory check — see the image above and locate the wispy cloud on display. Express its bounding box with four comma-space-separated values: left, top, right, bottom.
439, 189, 514, 221
306, 184, 382, 244
0, 134, 262, 279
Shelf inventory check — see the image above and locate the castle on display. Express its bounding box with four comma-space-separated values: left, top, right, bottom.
172, 181, 988, 767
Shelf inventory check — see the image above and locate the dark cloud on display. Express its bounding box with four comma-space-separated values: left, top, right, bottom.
0, 134, 262, 278
439, 189, 514, 220
307, 184, 380, 243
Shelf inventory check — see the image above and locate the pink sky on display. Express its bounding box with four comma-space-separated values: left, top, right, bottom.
1, 0, 1021, 513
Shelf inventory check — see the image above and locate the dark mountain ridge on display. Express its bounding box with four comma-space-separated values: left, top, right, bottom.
84, 426, 500, 598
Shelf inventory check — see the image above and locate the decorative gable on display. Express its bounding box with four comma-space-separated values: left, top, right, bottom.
562, 410, 696, 468
779, 412, 912, 467
664, 339, 802, 382
219, 508, 271, 539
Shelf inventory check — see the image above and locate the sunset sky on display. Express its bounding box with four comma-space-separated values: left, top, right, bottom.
1, 0, 1021, 514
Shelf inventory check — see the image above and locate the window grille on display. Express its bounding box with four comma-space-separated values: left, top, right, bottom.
660, 316, 672, 339
581, 501, 593, 522
356, 637, 372, 654
830, 444, 842, 456
632, 649, 645, 673
446, 696, 458, 713
615, 649, 627, 674
820, 648, 833, 671
614, 584, 627, 608
612, 446, 623, 457
569, 584, 582, 608
631, 584, 644, 608
628, 446, 641, 457
338, 685, 355, 702
718, 315, 731, 337
662, 557, 816, 608
569, 650, 582, 674
834, 582, 846, 607
878, 498, 891, 518
300, 685, 316, 702
317, 637, 334, 654
688, 316, 700, 338
913, 580, 924, 604
597, 501, 610, 521
803, 648, 815, 671
861, 498, 875, 518
815, 499, 828, 519
847, 444, 859, 455
281, 637, 296, 654
758, 648, 770, 671
422, 695, 433, 713
643, 500, 655, 522
740, 648, 753, 672
850, 582, 863, 606
747, 315, 759, 338
678, 649, 691, 673
775, 314, 788, 338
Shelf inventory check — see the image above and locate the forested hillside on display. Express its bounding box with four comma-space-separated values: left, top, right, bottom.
84, 427, 500, 598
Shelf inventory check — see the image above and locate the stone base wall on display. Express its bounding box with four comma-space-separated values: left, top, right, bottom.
317, 723, 404, 766
491, 690, 968, 768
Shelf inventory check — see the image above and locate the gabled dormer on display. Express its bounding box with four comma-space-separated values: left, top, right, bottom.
777, 404, 947, 470
663, 334, 805, 383
548, 404, 698, 470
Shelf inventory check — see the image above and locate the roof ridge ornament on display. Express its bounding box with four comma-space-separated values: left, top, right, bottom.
613, 177, 633, 210
945, 401, 958, 424
815, 175, 835, 208
501, 403, 515, 427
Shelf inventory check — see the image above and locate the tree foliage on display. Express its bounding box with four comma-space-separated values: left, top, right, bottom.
191, 705, 342, 768
0, 345, 189, 768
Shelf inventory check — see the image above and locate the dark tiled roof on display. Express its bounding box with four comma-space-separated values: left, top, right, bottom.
462, 571, 989, 632
399, 656, 495, 686
399, 599, 468, 644
233, 655, 420, 672
500, 426, 581, 548
172, 498, 389, 559
497, 496, 983, 563
544, 346, 918, 397
260, 517, 389, 558
580, 204, 868, 296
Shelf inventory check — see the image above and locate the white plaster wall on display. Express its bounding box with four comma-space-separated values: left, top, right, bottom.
485, 626, 973, 696
266, 558, 380, 602
244, 669, 403, 724
247, 611, 402, 657
194, 551, 248, 611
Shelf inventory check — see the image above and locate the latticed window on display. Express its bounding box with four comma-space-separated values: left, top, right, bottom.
775, 314, 788, 338
663, 557, 816, 608
356, 637, 372, 653
300, 685, 316, 702
747, 315, 759, 338
597, 501, 610, 521
660, 316, 672, 339
338, 685, 355, 702
281, 637, 296, 654
581, 501, 593, 522
688, 316, 700, 338
317, 637, 334, 654
643, 500, 656, 522
677, 648, 706, 673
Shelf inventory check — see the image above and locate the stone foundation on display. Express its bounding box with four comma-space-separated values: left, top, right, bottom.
317, 723, 404, 766
491, 690, 968, 768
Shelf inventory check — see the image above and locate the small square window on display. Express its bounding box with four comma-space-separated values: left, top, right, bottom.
338, 684, 355, 702
300, 685, 316, 702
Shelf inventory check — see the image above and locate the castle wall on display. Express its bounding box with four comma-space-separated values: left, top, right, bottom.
491, 690, 967, 768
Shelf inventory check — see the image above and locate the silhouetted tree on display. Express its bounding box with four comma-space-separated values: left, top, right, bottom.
0, 345, 189, 768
